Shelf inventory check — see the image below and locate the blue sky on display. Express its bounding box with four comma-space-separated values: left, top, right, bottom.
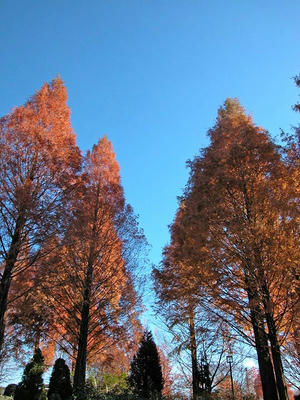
0, 0, 299, 382
1, 0, 299, 269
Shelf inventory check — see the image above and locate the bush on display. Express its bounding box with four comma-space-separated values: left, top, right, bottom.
3, 384, 17, 397
48, 358, 72, 400
129, 330, 164, 399
73, 382, 98, 400
14, 348, 45, 400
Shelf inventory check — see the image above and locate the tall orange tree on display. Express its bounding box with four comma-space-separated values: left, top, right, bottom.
6, 241, 59, 365
280, 75, 300, 390
184, 98, 298, 400
154, 207, 205, 400
154, 205, 241, 399
0, 78, 81, 353
42, 137, 145, 393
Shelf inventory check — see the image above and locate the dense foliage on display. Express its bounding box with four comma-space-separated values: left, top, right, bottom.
154, 93, 299, 400
48, 358, 73, 400
129, 331, 164, 398
0, 75, 298, 400
14, 348, 45, 400
0, 78, 145, 393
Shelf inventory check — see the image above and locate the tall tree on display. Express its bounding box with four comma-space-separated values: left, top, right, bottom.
41, 137, 145, 393
0, 77, 81, 352
129, 330, 164, 398
184, 98, 297, 399
7, 250, 58, 364
154, 206, 232, 399
280, 74, 300, 391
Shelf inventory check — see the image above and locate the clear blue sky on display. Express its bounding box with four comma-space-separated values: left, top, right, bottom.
0, 0, 299, 380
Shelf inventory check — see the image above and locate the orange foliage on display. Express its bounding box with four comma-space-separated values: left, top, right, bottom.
0, 77, 81, 352
158, 344, 174, 398
34, 137, 145, 389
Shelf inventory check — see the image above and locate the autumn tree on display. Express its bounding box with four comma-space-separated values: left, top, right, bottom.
0, 77, 81, 352
129, 330, 164, 398
87, 320, 143, 392
158, 343, 174, 398
183, 98, 298, 399
6, 249, 58, 366
154, 206, 237, 400
39, 137, 144, 394
153, 205, 203, 400
280, 74, 300, 392
155, 97, 298, 400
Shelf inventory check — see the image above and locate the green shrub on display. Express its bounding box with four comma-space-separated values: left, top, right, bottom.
48, 358, 72, 400
4, 384, 17, 397
129, 331, 163, 399
14, 348, 45, 400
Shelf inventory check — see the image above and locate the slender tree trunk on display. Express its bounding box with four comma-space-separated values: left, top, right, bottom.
254, 246, 289, 400
73, 261, 93, 393
267, 315, 289, 400
250, 309, 278, 400
73, 187, 100, 393
245, 272, 279, 400
242, 185, 279, 399
0, 213, 25, 351
260, 280, 289, 400
188, 308, 201, 400
34, 331, 41, 351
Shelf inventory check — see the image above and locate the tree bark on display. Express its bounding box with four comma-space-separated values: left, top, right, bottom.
0, 213, 25, 351
188, 308, 201, 400
260, 278, 289, 400
73, 260, 93, 393
245, 272, 279, 400
242, 181, 280, 399
253, 246, 289, 400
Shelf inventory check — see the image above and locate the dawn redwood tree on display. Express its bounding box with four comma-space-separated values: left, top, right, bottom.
157, 344, 173, 398
154, 254, 236, 399
154, 254, 202, 399
14, 347, 45, 400
42, 137, 145, 393
0, 77, 81, 352
184, 98, 297, 399
6, 246, 59, 364
48, 358, 72, 400
129, 330, 164, 398
154, 206, 227, 399
280, 75, 300, 389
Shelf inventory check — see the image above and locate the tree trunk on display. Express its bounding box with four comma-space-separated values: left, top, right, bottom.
73, 263, 92, 393
254, 246, 289, 400
250, 309, 278, 400
267, 315, 289, 400
73, 189, 100, 393
260, 280, 289, 400
245, 272, 279, 400
34, 331, 41, 351
188, 308, 201, 400
0, 213, 25, 351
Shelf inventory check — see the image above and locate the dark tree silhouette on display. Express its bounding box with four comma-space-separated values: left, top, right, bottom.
129, 330, 164, 398
48, 358, 72, 400
14, 348, 44, 400
4, 384, 17, 396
